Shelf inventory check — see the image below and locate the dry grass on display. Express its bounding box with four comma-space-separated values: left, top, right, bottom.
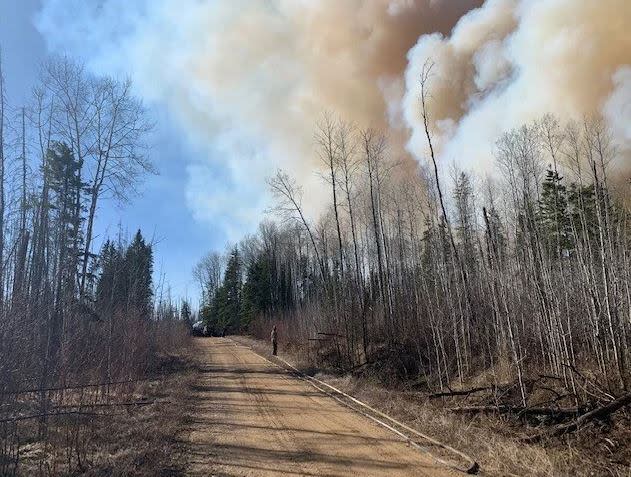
14, 350, 197, 477
235, 335, 631, 477
82, 353, 196, 477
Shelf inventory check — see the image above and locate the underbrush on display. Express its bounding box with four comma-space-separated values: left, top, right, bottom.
236, 334, 631, 477
76, 352, 196, 477
1, 321, 194, 476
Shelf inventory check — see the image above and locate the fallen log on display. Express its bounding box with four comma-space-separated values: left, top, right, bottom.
347, 360, 373, 372
52, 399, 162, 409
0, 377, 154, 396
449, 405, 584, 419
0, 411, 104, 423
0, 400, 168, 423
429, 386, 493, 399
523, 392, 631, 443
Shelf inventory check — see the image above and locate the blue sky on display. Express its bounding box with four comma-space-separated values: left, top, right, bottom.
0, 0, 239, 303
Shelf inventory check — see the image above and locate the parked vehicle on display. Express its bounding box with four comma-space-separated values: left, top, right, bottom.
191, 320, 207, 336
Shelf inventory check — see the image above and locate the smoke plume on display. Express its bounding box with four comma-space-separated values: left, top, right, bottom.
36, 0, 631, 232
403, 0, 631, 175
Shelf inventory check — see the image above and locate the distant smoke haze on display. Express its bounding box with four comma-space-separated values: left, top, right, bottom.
36, 0, 631, 230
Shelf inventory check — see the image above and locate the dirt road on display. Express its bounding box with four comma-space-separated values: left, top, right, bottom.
185, 337, 455, 476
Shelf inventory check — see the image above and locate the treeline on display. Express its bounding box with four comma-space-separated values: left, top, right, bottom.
0, 52, 187, 474
194, 229, 297, 336
195, 110, 631, 403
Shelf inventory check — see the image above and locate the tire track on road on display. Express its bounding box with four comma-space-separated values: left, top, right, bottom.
185, 337, 458, 477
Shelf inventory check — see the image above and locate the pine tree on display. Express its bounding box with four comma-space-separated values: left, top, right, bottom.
95, 240, 126, 314
453, 172, 476, 265
181, 300, 192, 325
213, 285, 229, 333
125, 230, 154, 317
537, 168, 572, 258
241, 254, 273, 328
220, 247, 243, 332
46, 142, 84, 355
47, 142, 84, 299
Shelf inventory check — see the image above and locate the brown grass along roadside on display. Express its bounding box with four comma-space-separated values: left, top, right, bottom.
7, 350, 197, 477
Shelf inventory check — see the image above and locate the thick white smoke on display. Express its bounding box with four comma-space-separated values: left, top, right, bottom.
403, 0, 631, 175
36, 0, 480, 230
36, 0, 631, 235
604, 67, 631, 150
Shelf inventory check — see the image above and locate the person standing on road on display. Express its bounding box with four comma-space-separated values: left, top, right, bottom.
271, 325, 278, 356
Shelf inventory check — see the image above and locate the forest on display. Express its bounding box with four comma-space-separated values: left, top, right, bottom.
195, 76, 631, 432
0, 53, 189, 475
2, 0, 631, 474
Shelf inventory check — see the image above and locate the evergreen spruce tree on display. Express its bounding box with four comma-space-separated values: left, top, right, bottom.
220, 247, 243, 332
453, 172, 476, 265
537, 168, 572, 257
181, 299, 192, 325
213, 285, 229, 333
241, 254, 273, 328
47, 142, 84, 297
95, 239, 126, 314
125, 230, 154, 317
46, 142, 85, 354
